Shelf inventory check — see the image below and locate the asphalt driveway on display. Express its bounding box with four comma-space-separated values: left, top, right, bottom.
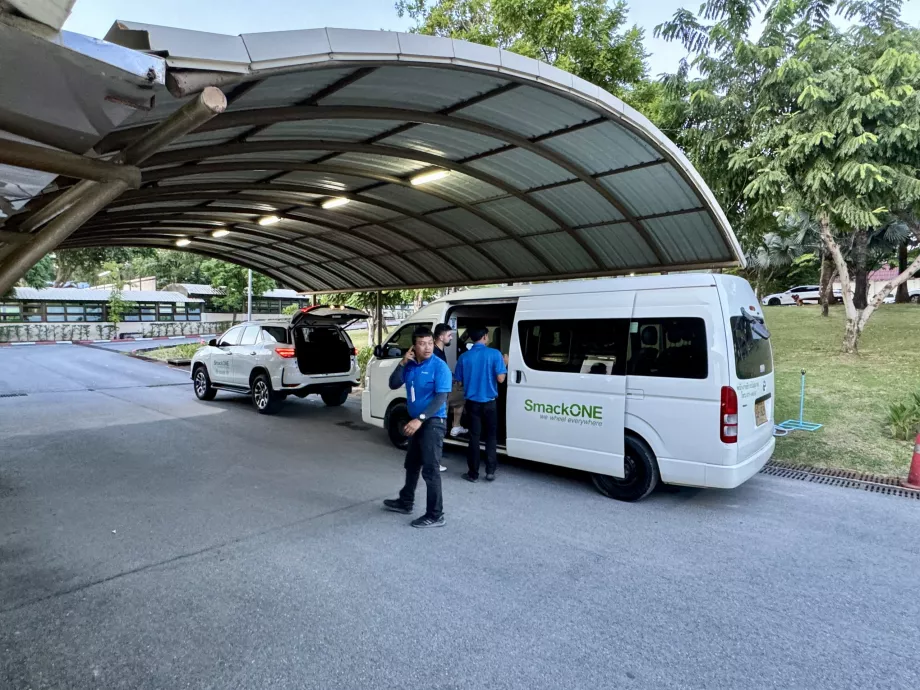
1, 345, 918, 689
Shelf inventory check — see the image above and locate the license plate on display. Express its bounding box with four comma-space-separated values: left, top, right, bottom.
755, 399, 768, 427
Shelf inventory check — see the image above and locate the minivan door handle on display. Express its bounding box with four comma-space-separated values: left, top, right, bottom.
515, 370, 523, 384
626, 388, 644, 400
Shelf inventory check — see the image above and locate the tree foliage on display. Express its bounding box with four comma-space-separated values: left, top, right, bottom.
395, 0, 647, 97
658, 0, 920, 352
22, 255, 55, 288
200, 260, 275, 318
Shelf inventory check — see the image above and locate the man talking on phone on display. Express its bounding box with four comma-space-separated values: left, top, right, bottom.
382, 325, 452, 528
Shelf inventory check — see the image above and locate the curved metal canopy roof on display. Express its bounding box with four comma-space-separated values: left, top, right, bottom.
15, 22, 745, 292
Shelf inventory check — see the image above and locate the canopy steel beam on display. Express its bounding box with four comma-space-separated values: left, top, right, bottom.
0, 87, 227, 297
0, 139, 142, 188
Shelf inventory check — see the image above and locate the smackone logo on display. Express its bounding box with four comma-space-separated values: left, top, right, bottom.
524, 399, 604, 427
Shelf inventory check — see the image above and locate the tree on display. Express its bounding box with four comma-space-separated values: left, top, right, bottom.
200, 260, 275, 323
52, 247, 153, 286
22, 254, 55, 288
659, 0, 920, 353
101, 262, 136, 332
337, 291, 411, 347
395, 0, 647, 100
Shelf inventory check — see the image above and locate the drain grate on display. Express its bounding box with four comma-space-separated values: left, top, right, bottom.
0, 392, 27, 398
761, 461, 919, 500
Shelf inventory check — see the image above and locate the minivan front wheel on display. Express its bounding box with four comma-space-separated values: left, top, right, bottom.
386, 401, 410, 450
592, 435, 659, 502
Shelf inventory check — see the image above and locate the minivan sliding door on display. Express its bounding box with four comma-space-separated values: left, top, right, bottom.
506, 292, 634, 477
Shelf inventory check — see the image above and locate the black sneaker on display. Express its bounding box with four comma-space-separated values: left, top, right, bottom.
383, 499, 412, 514
485, 473, 496, 482
411, 514, 446, 529
461, 473, 478, 483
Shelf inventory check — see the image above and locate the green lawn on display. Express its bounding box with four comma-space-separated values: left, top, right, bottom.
767, 305, 920, 476
142, 343, 202, 361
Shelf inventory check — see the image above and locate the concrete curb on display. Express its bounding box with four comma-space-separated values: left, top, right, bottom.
1, 335, 216, 348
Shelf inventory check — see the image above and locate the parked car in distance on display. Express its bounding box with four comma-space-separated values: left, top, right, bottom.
191, 306, 366, 414
761, 285, 821, 306
883, 289, 920, 304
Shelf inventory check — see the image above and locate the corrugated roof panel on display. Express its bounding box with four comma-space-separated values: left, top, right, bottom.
279, 266, 328, 291
481, 239, 549, 277
206, 200, 278, 212
10, 288, 202, 303
321, 66, 508, 111
456, 85, 600, 138
477, 197, 558, 235
272, 170, 375, 191
466, 148, 573, 190
254, 218, 332, 236
347, 258, 402, 286
237, 250, 285, 268
314, 261, 374, 288
248, 246, 305, 265
297, 238, 357, 260
333, 152, 429, 176
523, 233, 596, 273
600, 165, 701, 217
542, 122, 661, 175
410, 250, 468, 283
230, 225, 305, 242
333, 200, 401, 223
421, 174, 503, 205
109, 200, 203, 212
249, 119, 402, 142
206, 150, 335, 163
159, 170, 274, 186
167, 126, 255, 151
387, 217, 456, 248
287, 210, 362, 230
426, 208, 505, 242
531, 183, 621, 227
576, 223, 657, 269
266, 243, 328, 263
351, 224, 423, 252
297, 263, 351, 290
318, 231, 386, 256
231, 68, 357, 109
374, 254, 433, 284
380, 124, 504, 160
438, 245, 503, 280
360, 184, 449, 214
644, 212, 728, 264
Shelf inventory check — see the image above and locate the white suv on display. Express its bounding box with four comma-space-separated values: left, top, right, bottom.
191, 306, 366, 414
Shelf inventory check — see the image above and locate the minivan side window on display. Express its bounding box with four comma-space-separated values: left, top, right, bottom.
627, 318, 708, 380
382, 323, 432, 358
218, 326, 243, 347
518, 319, 629, 375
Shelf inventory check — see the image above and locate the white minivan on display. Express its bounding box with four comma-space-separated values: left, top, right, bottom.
362, 275, 775, 502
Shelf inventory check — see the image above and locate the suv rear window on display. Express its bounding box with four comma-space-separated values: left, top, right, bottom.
731, 315, 773, 379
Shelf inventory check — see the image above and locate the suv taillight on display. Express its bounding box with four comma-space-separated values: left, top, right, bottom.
720, 386, 738, 444
275, 346, 296, 358
352, 347, 358, 356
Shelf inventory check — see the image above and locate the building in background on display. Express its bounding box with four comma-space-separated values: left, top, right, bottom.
163, 284, 310, 322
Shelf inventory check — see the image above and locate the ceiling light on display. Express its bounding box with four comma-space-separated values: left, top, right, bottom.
211, 228, 230, 238
321, 197, 350, 209
175, 238, 191, 247
411, 169, 450, 186
258, 215, 281, 226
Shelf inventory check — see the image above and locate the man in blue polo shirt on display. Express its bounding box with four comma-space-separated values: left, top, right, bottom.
454, 326, 508, 482
383, 325, 452, 528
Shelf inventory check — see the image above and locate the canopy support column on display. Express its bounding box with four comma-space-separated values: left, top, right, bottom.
0, 87, 227, 297
375, 291, 383, 347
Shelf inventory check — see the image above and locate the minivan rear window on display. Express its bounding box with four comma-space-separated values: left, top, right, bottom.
731, 314, 773, 379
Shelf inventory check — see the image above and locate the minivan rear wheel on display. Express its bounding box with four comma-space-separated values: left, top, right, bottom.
386, 401, 410, 450
592, 435, 659, 502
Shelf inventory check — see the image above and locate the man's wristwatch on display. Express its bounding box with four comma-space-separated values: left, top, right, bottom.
418, 413, 426, 421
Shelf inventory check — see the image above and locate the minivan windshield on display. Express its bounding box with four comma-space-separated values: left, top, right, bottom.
731, 312, 773, 379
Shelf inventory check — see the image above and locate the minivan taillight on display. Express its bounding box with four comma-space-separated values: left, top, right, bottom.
275, 346, 296, 358
721, 386, 738, 444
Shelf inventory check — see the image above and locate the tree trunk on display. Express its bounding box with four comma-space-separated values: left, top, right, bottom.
818, 252, 834, 317
852, 229, 869, 309
895, 241, 909, 303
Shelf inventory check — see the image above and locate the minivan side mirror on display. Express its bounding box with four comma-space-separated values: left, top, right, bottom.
208, 338, 218, 347
387, 347, 403, 359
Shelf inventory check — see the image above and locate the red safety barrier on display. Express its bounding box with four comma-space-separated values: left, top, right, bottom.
902, 433, 920, 491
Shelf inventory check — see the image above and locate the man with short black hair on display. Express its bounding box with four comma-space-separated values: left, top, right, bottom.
433, 322, 467, 442
454, 326, 507, 482
382, 325, 451, 528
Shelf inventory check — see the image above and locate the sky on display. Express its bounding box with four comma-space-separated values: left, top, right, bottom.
62, 0, 920, 79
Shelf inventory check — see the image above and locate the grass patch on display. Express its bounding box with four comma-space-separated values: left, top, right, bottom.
143, 343, 203, 361
767, 305, 920, 476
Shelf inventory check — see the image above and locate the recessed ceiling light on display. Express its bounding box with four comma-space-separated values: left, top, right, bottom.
411, 169, 450, 186
258, 215, 281, 226
211, 228, 230, 238
321, 197, 350, 209
175, 238, 191, 247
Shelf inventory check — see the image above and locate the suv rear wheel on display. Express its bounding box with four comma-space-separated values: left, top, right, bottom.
592, 435, 659, 502
193, 365, 217, 401
321, 387, 350, 407
252, 373, 284, 415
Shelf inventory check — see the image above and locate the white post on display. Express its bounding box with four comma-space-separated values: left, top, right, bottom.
247, 269, 252, 321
